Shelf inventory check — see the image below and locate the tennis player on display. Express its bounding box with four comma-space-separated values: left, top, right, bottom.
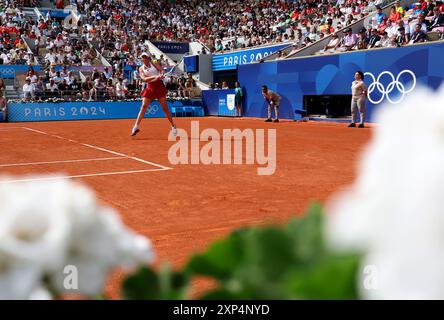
131, 52, 177, 136
262, 85, 281, 123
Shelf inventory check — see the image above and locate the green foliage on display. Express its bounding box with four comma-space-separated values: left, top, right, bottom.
122, 203, 362, 300
122, 263, 189, 300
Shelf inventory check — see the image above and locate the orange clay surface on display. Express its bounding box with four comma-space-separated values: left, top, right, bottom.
0, 117, 372, 298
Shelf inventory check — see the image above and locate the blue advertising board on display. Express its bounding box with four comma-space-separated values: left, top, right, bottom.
39, 9, 70, 18
151, 41, 190, 54
238, 42, 444, 121
184, 55, 198, 73
7, 101, 167, 122
0, 65, 41, 79
202, 89, 237, 116
212, 44, 289, 71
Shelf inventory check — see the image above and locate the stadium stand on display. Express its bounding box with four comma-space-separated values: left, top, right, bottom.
1, 0, 443, 103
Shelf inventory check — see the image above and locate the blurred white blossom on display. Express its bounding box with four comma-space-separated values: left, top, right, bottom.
0, 176, 154, 299
325, 86, 444, 299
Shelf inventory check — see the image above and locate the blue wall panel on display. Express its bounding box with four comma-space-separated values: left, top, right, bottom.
238, 42, 444, 121
7, 101, 167, 122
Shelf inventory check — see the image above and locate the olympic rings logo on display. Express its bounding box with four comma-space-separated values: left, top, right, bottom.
146, 105, 159, 115
364, 70, 416, 104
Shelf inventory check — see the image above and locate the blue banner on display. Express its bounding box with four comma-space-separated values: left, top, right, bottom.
39, 9, 70, 18
151, 41, 190, 54
0, 65, 41, 79
238, 42, 444, 121
184, 55, 198, 73
202, 89, 237, 117
212, 44, 289, 71
7, 101, 167, 122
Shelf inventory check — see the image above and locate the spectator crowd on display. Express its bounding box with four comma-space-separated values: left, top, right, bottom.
319, 1, 444, 54
1, 0, 444, 100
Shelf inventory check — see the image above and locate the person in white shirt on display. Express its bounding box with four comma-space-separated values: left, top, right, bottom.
1, 52, 11, 64
65, 71, 75, 85
115, 78, 127, 99
45, 51, 56, 65
323, 33, 341, 53
46, 39, 55, 51
55, 36, 65, 48
22, 78, 35, 100
377, 31, 391, 47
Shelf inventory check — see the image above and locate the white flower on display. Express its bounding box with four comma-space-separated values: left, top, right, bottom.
28, 286, 52, 300
0, 178, 72, 299
0, 175, 155, 298
50, 207, 154, 296
325, 86, 444, 299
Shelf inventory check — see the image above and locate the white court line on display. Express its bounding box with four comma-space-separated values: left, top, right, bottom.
0, 156, 126, 168
0, 169, 168, 184
0, 126, 28, 131
22, 127, 172, 170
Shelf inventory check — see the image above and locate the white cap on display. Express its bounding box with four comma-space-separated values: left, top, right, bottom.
140, 52, 151, 59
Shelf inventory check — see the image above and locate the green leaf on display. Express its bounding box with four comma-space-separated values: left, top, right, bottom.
286, 202, 325, 264
285, 253, 361, 299
158, 263, 190, 300
242, 227, 296, 281
122, 265, 189, 300
186, 229, 247, 279
122, 266, 160, 300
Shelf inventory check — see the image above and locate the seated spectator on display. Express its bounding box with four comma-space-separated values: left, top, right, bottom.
187, 73, 196, 87
275, 50, 284, 60
356, 39, 367, 50
93, 75, 107, 100
375, 6, 387, 24
16, 39, 26, 50
396, 27, 410, 46
338, 28, 358, 51
58, 79, 69, 97
91, 68, 101, 81
185, 79, 194, 98
389, 6, 402, 23
22, 78, 34, 101
357, 27, 370, 47
410, 23, 428, 43
411, 3, 425, 18
45, 78, 59, 98
53, 71, 63, 84
388, 35, 399, 47
221, 81, 229, 89
115, 78, 128, 100
65, 71, 75, 85
60, 66, 69, 79
103, 67, 112, 79
48, 66, 57, 78
428, 7, 444, 32
409, 14, 428, 34
395, 0, 405, 17
323, 32, 341, 52
386, 19, 409, 38
368, 29, 382, 48
106, 79, 116, 100
377, 31, 391, 47
33, 76, 45, 99
69, 78, 81, 96
82, 77, 94, 100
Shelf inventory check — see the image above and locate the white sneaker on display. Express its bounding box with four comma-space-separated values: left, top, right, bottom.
172, 125, 177, 137
131, 126, 140, 136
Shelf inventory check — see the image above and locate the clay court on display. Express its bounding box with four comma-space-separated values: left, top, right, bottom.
0, 117, 372, 297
